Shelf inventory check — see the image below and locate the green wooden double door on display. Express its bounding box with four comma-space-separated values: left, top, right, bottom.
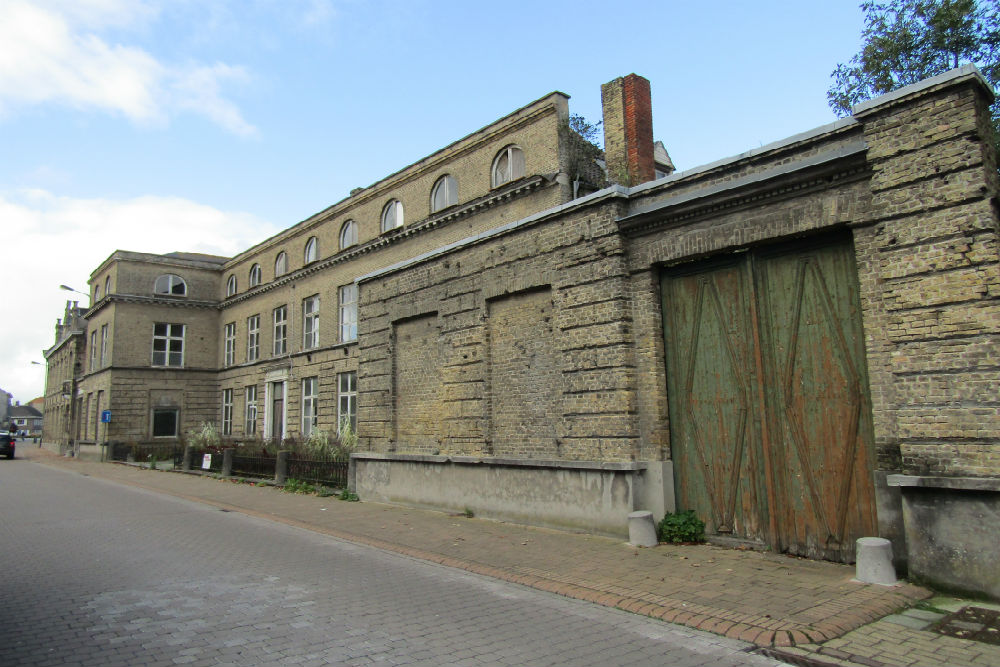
661, 235, 877, 562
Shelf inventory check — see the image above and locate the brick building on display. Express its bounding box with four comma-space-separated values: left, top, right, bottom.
44, 69, 1000, 597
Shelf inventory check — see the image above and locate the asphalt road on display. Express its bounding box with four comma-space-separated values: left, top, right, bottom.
0, 455, 783, 666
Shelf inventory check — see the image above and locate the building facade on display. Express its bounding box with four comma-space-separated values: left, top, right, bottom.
44, 70, 1000, 596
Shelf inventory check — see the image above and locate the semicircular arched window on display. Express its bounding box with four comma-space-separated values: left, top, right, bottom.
431, 174, 458, 212
491, 145, 525, 188
304, 236, 318, 264
249, 263, 262, 287
381, 199, 404, 233
154, 274, 187, 296
226, 275, 237, 297
274, 251, 288, 277
340, 220, 357, 249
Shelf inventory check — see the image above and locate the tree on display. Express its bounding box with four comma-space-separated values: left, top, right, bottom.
829, 1, 1000, 163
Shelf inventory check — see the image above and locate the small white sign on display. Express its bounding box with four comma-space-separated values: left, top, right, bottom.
201, 453, 212, 470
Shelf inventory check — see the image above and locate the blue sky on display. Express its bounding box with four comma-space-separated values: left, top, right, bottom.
4, 0, 870, 402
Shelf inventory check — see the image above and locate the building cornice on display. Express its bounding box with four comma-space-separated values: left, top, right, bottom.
617, 140, 870, 237
223, 175, 553, 306
227, 95, 567, 266
85, 294, 219, 318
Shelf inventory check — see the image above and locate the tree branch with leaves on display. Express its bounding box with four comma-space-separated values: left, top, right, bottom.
829, 1, 1000, 166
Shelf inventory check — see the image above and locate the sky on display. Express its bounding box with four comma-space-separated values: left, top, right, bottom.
2, 0, 873, 403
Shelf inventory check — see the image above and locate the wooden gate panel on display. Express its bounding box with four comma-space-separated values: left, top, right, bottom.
662, 259, 768, 543
661, 236, 877, 562
755, 242, 877, 561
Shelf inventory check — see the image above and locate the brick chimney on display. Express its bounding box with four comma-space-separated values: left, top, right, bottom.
601, 74, 655, 186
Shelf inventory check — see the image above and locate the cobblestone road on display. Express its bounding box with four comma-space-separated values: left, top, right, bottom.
0, 458, 784, 666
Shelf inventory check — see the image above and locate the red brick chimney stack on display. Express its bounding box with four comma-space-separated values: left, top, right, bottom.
601, 74, 655, 187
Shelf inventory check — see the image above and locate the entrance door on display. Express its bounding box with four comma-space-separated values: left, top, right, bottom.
661, 235, 877, 562
270, 381, 285, 441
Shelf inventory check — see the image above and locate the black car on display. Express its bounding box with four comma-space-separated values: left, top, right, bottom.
0, 431, 14, 459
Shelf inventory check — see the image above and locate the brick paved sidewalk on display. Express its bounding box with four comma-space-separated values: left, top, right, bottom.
29, 449, 930, 654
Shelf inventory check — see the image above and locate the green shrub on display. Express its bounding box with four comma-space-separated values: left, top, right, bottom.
283, 478, 318, 494
657, 510, 706, 543
338, 489, 359, 502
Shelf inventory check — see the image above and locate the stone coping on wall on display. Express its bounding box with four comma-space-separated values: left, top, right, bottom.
351, 451, 648, 472
887, 475, 1000, 492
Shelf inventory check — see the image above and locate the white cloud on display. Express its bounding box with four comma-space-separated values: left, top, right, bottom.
0, 0, 256, 135
3, 188, 281, 402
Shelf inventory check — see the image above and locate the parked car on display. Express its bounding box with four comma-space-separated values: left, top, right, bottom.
0, 431, 15, 459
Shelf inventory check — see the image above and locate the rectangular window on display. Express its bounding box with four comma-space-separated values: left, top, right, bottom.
245, 385, 258, 436
224, 322, 236, 367
273, 306, 288, 356
301, 376, 318, 437
339, 283, 357, 342
90, 331, 97, 371
152, 408, 179, 437
221, 388, 233, 436
338, 371, 357, 435
247, 314, 260, 362
152, 323, 185, 367
303, 295, 320, 350
100, 324, 108, 367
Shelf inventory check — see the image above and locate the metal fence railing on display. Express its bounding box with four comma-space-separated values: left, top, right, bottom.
287, 457, 349, 488
231, 453, 277, 479
108, 442, 184, 467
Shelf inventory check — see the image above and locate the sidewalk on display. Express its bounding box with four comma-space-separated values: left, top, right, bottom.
24, 448, 1000, 666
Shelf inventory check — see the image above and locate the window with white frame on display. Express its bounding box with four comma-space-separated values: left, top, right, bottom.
100, 324, 108, 367
90, 331, 97, 371
338, 371, 357, 435
274, 252, 288, 277
273, 306, 288, 355
304, 236, 318, 264
431, 174, 458, 212
222, 388, 233, 436
380, 199, 403, 232
224, 322, 236, 367
152, 323, 185, 367
249, 263, 262, 287
245, 384, 258, 435
94, 283, 101, 301
154, 274, 187, 296
247, 314, 260, 361
226, 275, 237, 296
491, 145, 525, 187
339, 220, 357, 249
303, 295, 320, 349
104, 275, 111, 297
339, 283, 357, 342
301, 376, 318, 437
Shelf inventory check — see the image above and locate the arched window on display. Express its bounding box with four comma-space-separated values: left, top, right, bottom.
339, 220, 357, 249
274, 251, 288, 277
491, 145, 525, 187
431, 174, 458, 212
154, 274, 187, 296
226, 275, 237, 296
104, 276, 111, 297
249, 263, 262, 287
304, 236, 318, 264
381, 199, 404, 233
94, 284, 101, 301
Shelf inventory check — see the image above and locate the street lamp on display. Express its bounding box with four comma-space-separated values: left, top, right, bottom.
59, 284, 88, 297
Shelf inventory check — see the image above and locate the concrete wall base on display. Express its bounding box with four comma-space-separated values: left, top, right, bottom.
352, 453, 671, 538
889, 475, 1000, 601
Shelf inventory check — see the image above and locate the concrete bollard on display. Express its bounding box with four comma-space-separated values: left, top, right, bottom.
856, 537, 897, 585
181, 446, 193, 471
275, 450, 289, 485
628, 510, 658, 547
222, 448, 234, 477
